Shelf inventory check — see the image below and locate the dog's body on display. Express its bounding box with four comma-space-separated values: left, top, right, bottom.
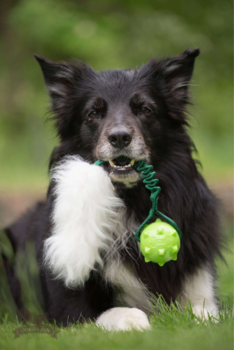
3, 49, 222, 330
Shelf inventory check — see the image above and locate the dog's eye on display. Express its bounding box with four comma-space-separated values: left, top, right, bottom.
88, 111, 97, 119
141, 107, 151, 115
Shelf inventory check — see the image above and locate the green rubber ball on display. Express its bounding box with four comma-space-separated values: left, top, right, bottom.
140, 218, 180, 266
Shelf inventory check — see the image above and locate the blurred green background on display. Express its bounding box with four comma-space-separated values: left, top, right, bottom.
0, 0, 233, 190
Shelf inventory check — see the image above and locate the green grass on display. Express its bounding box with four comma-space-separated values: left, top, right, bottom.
0, 299, 233, 350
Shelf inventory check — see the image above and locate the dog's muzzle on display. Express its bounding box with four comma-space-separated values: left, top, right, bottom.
95, 127, 150, 187
98, 156, 140, 188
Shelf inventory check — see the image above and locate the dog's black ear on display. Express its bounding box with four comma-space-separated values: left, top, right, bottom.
161, 48, 200, 123
162, 48, 200, 93
34, 55, 82, 105
34, 55, 92, 137
143, 48, 200, 123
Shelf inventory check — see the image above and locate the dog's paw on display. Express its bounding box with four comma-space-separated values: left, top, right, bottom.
192, 306, 218, 321
96, 307, 151, 331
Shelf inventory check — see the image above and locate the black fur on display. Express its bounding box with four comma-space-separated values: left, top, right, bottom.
3, 49, 222, 324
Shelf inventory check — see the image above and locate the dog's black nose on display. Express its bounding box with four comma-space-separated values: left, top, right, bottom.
108, 128, 132, 149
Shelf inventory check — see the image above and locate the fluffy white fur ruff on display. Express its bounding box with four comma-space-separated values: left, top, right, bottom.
44, 156, 125, 288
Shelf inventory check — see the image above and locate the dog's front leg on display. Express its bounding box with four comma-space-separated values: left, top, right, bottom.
96, 307, 151, 331
181, 265, 218, 320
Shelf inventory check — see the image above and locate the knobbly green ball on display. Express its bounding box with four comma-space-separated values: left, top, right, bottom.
140, 218, 180, 266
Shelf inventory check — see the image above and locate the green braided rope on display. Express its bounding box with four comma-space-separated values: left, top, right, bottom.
134, 160, 182, 241
94, 159, 182, 242
94, 160, 105, 166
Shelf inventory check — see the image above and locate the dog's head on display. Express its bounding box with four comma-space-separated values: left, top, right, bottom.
35, 49, 199, 187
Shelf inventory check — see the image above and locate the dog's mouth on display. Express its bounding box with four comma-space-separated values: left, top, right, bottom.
108, 156, 135, 170
102, 156, 140, 187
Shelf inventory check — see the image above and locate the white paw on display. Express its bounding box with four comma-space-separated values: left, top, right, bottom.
96, 307, 151, 331
192, 306, 218, 321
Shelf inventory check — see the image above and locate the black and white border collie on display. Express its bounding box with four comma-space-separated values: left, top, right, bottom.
4, 48, 222, 331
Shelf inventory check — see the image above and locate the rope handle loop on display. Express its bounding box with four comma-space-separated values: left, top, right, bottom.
134, 160, 182, 241
94, 159, 182, 242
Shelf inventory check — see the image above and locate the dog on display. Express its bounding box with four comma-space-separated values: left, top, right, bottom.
3, 48, 222, 331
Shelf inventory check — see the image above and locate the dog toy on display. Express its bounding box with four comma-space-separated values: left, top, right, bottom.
94, 159, 182, 266
139, 219, 180, 266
